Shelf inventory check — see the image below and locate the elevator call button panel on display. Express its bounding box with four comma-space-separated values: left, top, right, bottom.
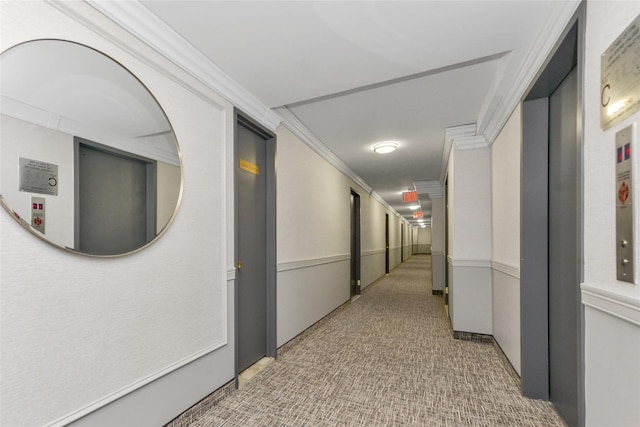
616, 124, 635, 283
31, 196, 45, 234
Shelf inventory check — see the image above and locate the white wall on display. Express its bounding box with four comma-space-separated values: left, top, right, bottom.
447, 143, 493, 334
276, 125, 405, 345
416, 226, 432, 253
1, 2, 233, 426
581, 2, 640, 426
431, 196, 445, 292
491, 104, 522, 374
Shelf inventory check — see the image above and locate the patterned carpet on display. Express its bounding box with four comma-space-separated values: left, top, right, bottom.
170, 255, 565, 426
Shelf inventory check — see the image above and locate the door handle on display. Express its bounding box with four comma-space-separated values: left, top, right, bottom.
237, 260, 242, 270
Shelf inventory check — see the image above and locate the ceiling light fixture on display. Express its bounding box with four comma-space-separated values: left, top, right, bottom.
373, 141, 399, 154
409, 205, 420, 210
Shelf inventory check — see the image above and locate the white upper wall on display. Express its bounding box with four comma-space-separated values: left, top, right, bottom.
277, 123, 407, 263
431, 197, 444, 253
491, 103, 521, 268
449, 144, 492, 261
276, 125, 351, 261
583, 2, 640, 288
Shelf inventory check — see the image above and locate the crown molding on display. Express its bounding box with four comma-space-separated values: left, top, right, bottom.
86, 0, 281, 131
413, 180, 442, 199
455, 134, 490, 151
477, 0, 581, 143
440, 124, 475, 182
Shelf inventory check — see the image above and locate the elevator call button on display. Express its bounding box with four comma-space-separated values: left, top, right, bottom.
616, 124, 636, 283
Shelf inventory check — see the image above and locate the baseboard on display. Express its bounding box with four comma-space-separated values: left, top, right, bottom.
452, 331, 521, 386
164, 380, 235, 427
452, 330, 493, 343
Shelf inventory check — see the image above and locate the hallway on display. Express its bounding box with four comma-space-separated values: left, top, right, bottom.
169, 256, 565, 426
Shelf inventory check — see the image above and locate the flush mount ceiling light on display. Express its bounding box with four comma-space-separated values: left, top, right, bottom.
373, 141, 399, 154
409, 205, 420, 210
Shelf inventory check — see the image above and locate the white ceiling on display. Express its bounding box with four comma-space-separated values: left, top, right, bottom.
94, 0, 578, 226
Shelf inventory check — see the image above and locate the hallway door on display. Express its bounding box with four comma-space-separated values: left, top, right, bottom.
350, 190, 361, 297
548, 67, 580, 427
401, 223, 404, 262
236, 122, 268, 373
385, 213, 390, 274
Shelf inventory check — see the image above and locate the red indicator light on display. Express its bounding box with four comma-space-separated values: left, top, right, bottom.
625, 143, 631, 160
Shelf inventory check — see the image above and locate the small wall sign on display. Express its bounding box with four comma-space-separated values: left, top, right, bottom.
601, 14, 640, 130
19, 157, 58, 196
239, 159, 259, 175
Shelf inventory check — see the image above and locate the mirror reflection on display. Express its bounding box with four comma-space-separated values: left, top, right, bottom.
0, 40, 182, 256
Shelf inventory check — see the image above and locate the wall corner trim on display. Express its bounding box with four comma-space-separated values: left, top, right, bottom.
491, 260, 520, 279
278, 254, 350, 272
85, 0, 282, 131
581, 282, 640, 326
449, 257, 492, 268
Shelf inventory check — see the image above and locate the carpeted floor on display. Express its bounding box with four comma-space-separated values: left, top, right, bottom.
171, 255, 566, 426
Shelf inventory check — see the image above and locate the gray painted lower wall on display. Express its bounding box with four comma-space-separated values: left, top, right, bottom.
277, 259, 350, 346
432, 252, 445, 292
362, 251, 386, 290
449, 262, 492, 335
70, 281, 236, 427
491, 267, 521, 375
389, 247, 402, 269
415, 244, 432, 254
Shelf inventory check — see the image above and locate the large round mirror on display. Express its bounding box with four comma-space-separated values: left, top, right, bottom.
0, 40, 183, 256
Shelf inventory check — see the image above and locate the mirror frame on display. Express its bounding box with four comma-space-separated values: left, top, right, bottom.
0, 39, 184, 257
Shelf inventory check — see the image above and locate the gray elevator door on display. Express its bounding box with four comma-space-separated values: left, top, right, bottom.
548, 67, 579, 427
237, 123, 267, 372
78, 144, 149, 255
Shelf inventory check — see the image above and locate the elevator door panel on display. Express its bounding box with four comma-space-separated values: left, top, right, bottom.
548, 67, 579, 427
237, 123, 267, 372
78, 144, 149, 255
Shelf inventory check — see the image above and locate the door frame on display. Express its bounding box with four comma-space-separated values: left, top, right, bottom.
233, 110, 277, 383
350, 189, 361, 297
401, 223, 404, 262
385, 213, 390, 274
520, 3, 584, 425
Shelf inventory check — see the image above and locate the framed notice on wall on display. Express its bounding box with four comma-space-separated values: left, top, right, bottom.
19, 157, 58, 196
601, 14, 640, 130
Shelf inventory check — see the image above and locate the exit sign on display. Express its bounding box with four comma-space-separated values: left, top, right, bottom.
403, 191, 418, 203
413, 211, 423, 219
